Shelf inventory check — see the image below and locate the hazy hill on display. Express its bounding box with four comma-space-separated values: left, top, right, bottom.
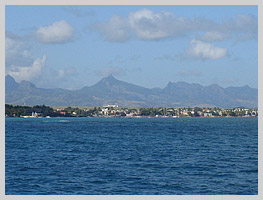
5, 75, 258, 108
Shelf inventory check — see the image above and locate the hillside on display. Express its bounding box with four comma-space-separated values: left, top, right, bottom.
5, 75, 258, 108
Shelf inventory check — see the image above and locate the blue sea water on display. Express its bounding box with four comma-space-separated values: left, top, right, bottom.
5, 117, 258, 195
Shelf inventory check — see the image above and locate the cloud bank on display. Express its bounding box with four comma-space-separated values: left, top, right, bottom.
92, 9, 257, 43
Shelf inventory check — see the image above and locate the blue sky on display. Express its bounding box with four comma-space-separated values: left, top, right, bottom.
5, 5, 258, 89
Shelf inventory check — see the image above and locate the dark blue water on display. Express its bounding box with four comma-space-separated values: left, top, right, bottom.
5, 117, 257, 195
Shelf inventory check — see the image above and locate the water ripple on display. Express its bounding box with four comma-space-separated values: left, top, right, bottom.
5, 117, 258, 195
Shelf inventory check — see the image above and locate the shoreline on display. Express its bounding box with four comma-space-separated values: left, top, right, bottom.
5, 115, 258, 118
5, 104, 258, 118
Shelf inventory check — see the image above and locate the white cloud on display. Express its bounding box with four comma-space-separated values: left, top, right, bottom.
36, 20, 74, 43
7, 55, 47, 82
5, 33, 34, 68
6, 36, 21, 58
5, 35, 25, 60
93, 9, 190, 42
92, 16, 130, 42
128, 9, 176, 40
186, 40, 227, 60
5, 31, 80, 89
92, 9, 257, 43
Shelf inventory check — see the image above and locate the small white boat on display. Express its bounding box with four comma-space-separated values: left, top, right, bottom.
46, 116, 51, 118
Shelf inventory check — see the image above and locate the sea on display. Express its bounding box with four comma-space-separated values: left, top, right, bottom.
5, 117, 258, 195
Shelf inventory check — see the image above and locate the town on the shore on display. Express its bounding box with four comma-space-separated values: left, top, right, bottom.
5, 104, 258, 118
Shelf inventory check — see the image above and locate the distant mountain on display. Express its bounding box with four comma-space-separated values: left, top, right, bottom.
5, 75, 258, 108
5, 75, 19, 92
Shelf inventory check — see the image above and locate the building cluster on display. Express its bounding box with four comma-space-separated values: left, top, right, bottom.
172, 107, 258, 117
5, 103, 258, 118
55, 105, 258, 118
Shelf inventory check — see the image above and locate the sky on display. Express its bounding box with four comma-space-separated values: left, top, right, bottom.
5, 5, 258, 90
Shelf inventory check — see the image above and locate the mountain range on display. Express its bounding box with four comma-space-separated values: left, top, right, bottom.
5, 75, 258, 108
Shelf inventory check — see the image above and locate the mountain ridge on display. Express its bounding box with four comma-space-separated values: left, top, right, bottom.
5, 75, 258, 108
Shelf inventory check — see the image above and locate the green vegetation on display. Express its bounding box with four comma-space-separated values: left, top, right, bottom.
5, 104, 56, 117
5, 104, 258, 118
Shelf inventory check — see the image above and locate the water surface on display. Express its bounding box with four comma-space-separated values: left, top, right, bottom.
5, 117, 258, 195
